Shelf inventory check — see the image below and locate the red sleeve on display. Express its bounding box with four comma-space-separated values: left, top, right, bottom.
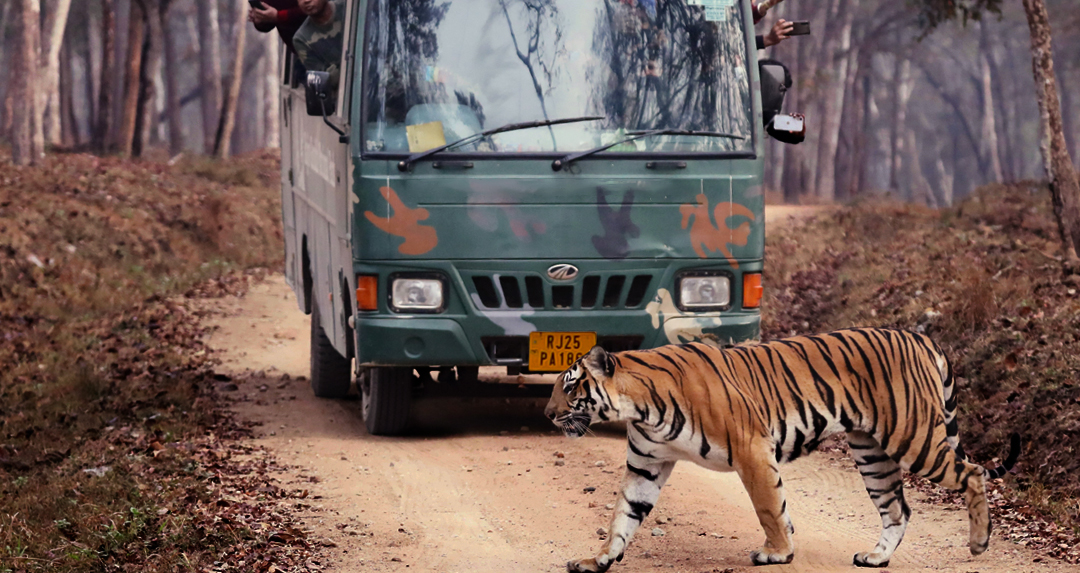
752, 3, 764, 24
278, 8, 306, 24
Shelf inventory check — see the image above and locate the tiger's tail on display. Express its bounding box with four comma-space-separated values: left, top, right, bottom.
936, 343, 1021, 479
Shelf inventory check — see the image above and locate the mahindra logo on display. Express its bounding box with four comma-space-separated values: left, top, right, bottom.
547, 264, 579, 281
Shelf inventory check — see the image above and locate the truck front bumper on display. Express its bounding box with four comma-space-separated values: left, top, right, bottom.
354, 312, 760, 368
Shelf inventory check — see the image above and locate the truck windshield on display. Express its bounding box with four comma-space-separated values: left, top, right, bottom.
362, 0, 753, 156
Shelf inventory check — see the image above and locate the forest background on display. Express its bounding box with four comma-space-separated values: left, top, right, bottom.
1, 0, 1079, 204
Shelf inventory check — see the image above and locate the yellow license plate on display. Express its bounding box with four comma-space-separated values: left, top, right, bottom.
528, 332, 597, 372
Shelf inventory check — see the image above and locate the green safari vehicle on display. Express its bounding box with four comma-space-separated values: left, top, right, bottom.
278, 0, 801, 435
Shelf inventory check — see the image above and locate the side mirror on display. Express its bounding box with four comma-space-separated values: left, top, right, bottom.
758, 59, 791, 128
305, 71, 333, 116
305, 70, 348, 142
758, 59, 805, 145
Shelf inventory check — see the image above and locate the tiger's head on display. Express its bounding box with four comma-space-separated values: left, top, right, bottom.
544, 346, 619, 438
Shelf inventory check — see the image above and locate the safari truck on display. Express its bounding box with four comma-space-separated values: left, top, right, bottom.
279, 0, 801, 435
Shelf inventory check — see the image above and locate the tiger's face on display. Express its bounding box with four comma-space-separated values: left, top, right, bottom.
544, 346, 617, 438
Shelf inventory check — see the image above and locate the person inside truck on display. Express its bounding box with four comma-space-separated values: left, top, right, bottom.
293, 0, 346, 90
249, 0, 307, 54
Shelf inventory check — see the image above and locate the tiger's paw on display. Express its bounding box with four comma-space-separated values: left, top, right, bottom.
566, 557, 612, 573
750, 548, 794, 566
853, 551, 890, 568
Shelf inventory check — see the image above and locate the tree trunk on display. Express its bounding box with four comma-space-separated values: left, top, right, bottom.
161, 0, 184, 154
86, 2, 101, 129
118, 0, 146, 157
798, 0, 831, 190
93, 0, 116, 151
854, 71, 874, 196
263, 32, 281, 149
135, 0, 163, 156
40, 0, 73, 147
985, 23, 1017, 182
888, 54, 912, 192
836, 50, 867, 201
977, 22, 1004, 183
779, 0, 810, 203
1021, 0, 1080, 268
904, 126, 935, 207
13, 0, 43, 165
934, 155, 954, 207
60, 40, 78, 146
1, 1, 16, 142
196, 0, 223, 154
1062, 68, 1077, 166
812, 0, 855, 201
214, 0, 247, 159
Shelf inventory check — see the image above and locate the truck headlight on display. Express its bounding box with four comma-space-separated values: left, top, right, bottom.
676, 273, 731, 311
390, 277, 444, 312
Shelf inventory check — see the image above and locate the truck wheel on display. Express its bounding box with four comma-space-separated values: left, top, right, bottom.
309, 300, 352, 399
362, 367, 412, 435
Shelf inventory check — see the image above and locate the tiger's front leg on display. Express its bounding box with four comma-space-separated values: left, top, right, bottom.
567, 458, 676, 573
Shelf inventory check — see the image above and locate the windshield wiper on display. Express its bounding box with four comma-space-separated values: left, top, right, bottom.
551, 129, 744, 171
396, 116, 604, 172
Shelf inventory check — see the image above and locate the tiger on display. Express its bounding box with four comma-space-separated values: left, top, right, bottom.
543, 327, 1021, 571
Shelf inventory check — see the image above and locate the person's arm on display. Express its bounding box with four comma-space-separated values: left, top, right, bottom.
251, 5, 279, 33
756, 35, 765, 50
278, 8, 307, 24
761, 19, 793, 48
752, 3, 764, 24
293, 34, 310, 69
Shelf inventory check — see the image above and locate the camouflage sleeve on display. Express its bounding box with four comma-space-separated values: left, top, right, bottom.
292, 29, 312, 71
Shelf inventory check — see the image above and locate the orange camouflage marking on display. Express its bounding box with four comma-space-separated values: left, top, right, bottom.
679, 193, 755, 268
364, 186, 438, 255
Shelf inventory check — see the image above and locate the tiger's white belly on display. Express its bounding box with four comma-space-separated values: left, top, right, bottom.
627, 423, 737, 472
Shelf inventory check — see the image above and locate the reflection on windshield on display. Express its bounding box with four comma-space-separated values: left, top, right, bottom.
363, 0, 752, 155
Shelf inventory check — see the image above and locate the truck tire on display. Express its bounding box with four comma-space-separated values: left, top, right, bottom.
309, 300, 352, 399
362, 367, 412, 435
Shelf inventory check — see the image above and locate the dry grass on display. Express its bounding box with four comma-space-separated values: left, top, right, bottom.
762, 183, 1080, 542
0, 150, 289, 572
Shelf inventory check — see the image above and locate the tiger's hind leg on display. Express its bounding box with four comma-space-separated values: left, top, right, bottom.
847, 431, 910, 568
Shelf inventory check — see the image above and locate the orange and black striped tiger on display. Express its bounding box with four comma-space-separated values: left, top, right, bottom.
544, 327, 1020, 571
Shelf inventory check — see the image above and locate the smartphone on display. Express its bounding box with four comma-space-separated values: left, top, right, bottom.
790, 21, 811, 36
248, 0, 266, 9
773, 114, 805, 133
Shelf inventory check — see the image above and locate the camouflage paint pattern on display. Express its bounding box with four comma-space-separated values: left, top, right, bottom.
363, 186, 438, 255
680, 192, 757, 267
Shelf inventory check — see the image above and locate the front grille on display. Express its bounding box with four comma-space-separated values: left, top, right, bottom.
465, 272, 657, 311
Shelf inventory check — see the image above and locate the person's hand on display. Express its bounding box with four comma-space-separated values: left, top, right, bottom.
764, 18, 794, 47
250, 5, 279, 24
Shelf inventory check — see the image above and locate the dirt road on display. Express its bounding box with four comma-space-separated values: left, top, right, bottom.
203, 206, 1068, 573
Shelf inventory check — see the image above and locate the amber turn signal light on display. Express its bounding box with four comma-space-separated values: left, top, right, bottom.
743, 273, 763, 309
356, 275, 378, 311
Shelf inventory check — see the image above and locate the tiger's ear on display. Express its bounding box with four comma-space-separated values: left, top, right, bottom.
582, 346, 616, 379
